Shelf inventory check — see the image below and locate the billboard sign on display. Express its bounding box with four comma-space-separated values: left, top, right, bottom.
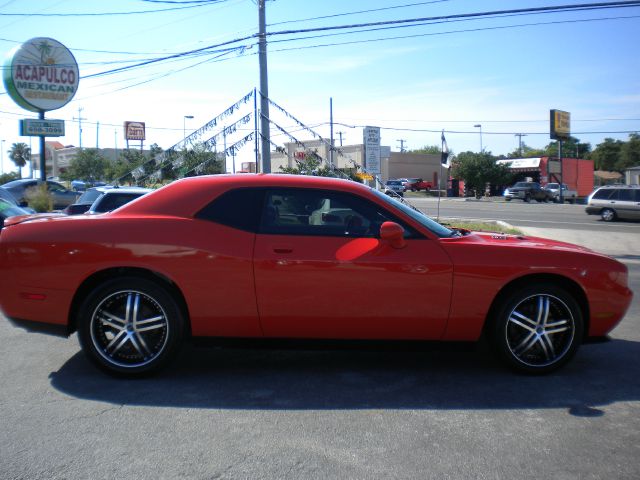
3, 37, 79, 112
124, 121, 146, 141
363, 126, 381, 175
550, 109, 571, 140
20, 118, 65, 136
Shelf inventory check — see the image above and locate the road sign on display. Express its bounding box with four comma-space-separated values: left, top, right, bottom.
550, 109, 570, 140
20, 118, 65, 136
363, 126, 381, 175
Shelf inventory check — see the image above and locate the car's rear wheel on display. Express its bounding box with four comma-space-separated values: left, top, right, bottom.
601, 208, 616, 222
491, 285, 583, 374
78, 277, 184, 376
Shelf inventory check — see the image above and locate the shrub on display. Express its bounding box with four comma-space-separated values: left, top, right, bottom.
25, 184, 53, 212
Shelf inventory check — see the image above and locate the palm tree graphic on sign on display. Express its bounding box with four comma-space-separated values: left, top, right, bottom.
35, 40, 54, 64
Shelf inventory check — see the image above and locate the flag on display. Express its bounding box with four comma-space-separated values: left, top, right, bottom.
441, 131, 449, 166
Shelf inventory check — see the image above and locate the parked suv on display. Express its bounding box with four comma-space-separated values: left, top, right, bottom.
585, 185, 640, 222
86, 187, 152, 214
384, 179, 405, 197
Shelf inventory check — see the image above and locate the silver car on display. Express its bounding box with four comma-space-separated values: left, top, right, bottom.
585, 185, 640, 222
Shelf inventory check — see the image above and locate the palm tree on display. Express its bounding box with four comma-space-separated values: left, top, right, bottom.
8, 142, 30, 179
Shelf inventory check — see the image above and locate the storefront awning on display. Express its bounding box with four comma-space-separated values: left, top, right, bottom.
496, 158, 542, 172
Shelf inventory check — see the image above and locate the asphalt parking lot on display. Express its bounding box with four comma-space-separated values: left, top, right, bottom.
1, 202, 639, 479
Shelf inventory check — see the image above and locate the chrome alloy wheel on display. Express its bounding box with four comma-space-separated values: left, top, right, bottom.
505, 294, 575, 368
90, 290, 169, 369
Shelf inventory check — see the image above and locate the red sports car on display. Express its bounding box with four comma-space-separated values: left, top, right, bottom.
0, 174, 632, 376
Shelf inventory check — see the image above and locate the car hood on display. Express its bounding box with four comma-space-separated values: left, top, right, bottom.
447, 230, 595, 254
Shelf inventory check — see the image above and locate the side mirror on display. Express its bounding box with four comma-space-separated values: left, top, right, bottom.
379, 221, 406, 249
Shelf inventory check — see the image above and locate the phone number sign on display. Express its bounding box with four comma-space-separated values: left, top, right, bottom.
20, 118, 65, 136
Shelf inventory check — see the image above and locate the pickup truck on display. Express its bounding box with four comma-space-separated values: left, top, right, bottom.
503, 182, 553, 203
544, 183, 577, 203
404, 178, 433, 191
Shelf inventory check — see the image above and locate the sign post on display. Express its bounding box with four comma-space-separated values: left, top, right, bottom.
363, 126, 381, 188
550, 109, 571, 203
3, 37, 79, 180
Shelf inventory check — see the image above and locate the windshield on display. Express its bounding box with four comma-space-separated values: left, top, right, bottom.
386, 180, 402, 185
0, 199, 28, 218
513, 182, 530, 188
78, 189, 107, 204
372, 188, 453, 238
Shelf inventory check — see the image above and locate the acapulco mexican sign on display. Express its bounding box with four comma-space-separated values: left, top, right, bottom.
3, 37, 79, 112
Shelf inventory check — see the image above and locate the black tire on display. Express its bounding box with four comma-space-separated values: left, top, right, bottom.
77, 276, 185, 376
524, 194, 531, 203
505, 198, 511, 202
601, 208, 616, 222
490, 284, 583, 374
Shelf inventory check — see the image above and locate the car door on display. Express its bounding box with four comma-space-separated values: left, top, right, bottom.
253, 188, 453, 340
46, 181, 77, 209
616, 188, 640, 220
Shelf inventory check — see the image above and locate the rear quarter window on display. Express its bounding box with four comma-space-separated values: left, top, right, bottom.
195, 188, 265, 232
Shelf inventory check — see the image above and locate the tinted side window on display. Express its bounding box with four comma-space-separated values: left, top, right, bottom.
260, 188, 420, 238
636, 190, 640, 202
196, 188, 265, 232
47, 182, 66, 193
593, 189, 615, 200
618, 189, 634, 201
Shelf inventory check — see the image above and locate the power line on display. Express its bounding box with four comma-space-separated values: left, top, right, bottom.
81, 38, 253, 79
264, 2, 640, 38
0, 0, 229, 16
267, 0, 452, 27
266, 14, 640, 54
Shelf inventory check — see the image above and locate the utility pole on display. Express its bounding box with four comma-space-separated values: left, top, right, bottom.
258, 0, 271, 173
96, 121, 100, 148
397, 139, 407, 153
515, 133, 527, 156
336, 131, 344, 147
329, 97, 334, 168
73, 106, 87, 149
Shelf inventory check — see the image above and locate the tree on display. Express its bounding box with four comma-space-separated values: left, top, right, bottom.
619, 133, 640, 171
105, 148, 148, 184
0, 172, 20, 185
540, 136, 591, 159
409, 145, 443, 155
60, 149, 109, 183
179, 143, 224, 177
7, 142, 30, 178
451, 151, 514, 194
504, 143, 546, 159
590, 137, 624, 171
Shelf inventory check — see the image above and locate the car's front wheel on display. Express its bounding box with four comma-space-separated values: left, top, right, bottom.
77, 277, 185, 376
491, 285, 583, 374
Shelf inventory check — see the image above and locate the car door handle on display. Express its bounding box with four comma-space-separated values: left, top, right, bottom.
272, 246, 293, 254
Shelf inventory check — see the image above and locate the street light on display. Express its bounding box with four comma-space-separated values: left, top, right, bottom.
474, 124, 483, 152
183, 115, 194, 140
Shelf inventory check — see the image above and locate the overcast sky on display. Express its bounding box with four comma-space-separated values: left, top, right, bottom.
1, 0, 639, 174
